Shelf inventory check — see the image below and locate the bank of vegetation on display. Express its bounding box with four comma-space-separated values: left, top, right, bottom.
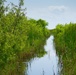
0, 0, 50, 74
53, 23, 76, 75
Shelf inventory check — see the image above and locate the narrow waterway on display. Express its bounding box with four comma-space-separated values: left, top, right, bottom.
25, 36, 61, 75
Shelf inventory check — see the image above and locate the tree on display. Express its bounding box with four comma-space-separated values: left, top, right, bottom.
37, 19, 48, 28
0, 0, 6, 17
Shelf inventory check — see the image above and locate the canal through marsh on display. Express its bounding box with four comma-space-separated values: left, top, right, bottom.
25, 36, 61, 75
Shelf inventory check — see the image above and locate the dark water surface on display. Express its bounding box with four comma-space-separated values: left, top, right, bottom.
25, 36, 61, 75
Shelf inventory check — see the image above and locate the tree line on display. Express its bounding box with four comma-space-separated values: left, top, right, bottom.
0, 0, 50, 74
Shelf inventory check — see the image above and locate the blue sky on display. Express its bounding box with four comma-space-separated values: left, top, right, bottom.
6, 0, 76, 29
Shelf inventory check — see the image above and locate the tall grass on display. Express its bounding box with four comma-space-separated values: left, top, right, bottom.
53, 23, 76, 75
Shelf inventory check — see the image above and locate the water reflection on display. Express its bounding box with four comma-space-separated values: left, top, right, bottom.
25, 36, 61, 75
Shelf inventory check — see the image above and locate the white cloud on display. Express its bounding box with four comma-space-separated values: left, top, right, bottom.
26, 5, 76, 29
48, 5, 67, 12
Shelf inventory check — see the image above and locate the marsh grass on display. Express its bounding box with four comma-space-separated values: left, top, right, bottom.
53, 23, 76, 75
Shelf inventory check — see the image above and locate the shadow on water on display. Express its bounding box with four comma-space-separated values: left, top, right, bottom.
25, 36, 62, 75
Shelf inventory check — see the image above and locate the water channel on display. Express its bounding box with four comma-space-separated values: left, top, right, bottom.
25, 36, 61, 75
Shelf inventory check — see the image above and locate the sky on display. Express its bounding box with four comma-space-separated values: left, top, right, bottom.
6, 0, 76, 29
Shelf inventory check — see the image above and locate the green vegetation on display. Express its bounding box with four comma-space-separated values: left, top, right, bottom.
1, 0, 76, 75
0, 0, 50, 74
53, 23, 76, 75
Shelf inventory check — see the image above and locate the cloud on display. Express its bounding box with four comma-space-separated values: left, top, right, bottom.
27, 5, 76, 29
48, 5, 67, 12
